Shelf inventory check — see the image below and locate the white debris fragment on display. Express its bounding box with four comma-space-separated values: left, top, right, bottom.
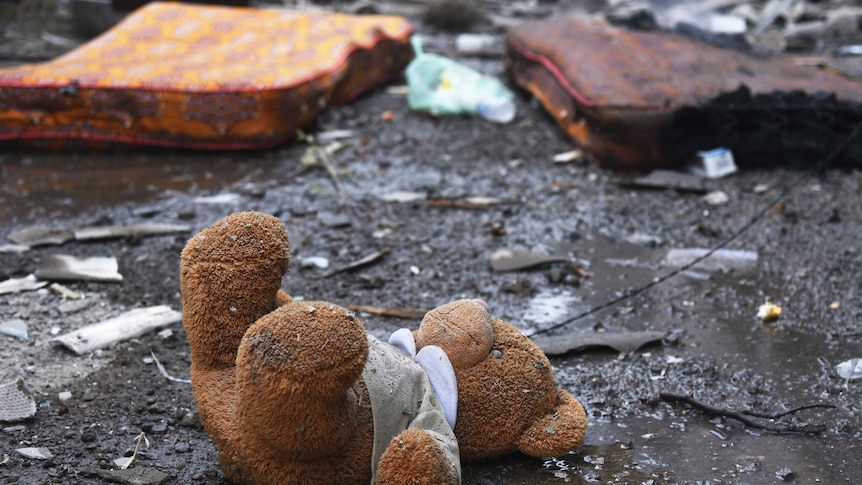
73, 223, 190, 241
0, 274, 48, 295
702, 190, 730, 206
300, 256, 330, 270
58, 391, 72, 403
382, 191, 427, 203
52, 306, 182, 355
193, 193, 242, 204
0, 319, 28, 341
455, 33, 502, 53
0, 243, 29, 254
666, 355, 684, 364
0, 318, 29, 341
113, 457, 133, 468
662, 248, 758, 273
15, 447, 53, 460
689, 148, 738, 178
315, 129, 355, 143
8, 226, 73, 246
464, 196, 504, 205
553, 149, 583, 163
35, 255, 123, 283
836, 358, 862, 387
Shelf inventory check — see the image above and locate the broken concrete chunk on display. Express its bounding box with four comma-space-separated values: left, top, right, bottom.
35, 255, 123, 282
15, 447, 53, 460
52, 305, 182, 355
490, 248, 567, 272
94, 467, 170, 485
0, 379, 37, 422
8, 226, 74, 246
0, 274, 48, 295
532, 330, 667, 356
661, 248, 758, 273
0, 319, 28, 341
73, 223, 190, 241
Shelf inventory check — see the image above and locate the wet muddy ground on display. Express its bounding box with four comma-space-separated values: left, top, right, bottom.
2, 1, 862, 484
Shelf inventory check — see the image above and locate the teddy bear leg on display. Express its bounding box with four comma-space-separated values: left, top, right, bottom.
517, 389, 588, 457
376, 429, 460, 485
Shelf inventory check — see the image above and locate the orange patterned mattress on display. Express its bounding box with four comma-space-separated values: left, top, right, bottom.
0, 2, 414, 149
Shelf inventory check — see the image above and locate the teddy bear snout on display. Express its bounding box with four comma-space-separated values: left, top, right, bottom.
417, 299, 495, 369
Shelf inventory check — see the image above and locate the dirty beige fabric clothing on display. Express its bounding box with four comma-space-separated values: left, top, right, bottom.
362, 335, 461, 484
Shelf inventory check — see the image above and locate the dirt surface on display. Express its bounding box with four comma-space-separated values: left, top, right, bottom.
2, 1, 862, 484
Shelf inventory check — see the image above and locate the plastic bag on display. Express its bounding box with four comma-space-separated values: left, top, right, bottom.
406, 36, 516, 123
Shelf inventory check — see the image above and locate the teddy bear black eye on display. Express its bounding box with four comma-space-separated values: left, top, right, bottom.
491, 349, 502, 359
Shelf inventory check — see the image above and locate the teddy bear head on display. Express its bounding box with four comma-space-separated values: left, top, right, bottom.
415, 299, 587, 460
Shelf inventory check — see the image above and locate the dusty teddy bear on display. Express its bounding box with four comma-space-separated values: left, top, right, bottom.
180, 211, 587, 484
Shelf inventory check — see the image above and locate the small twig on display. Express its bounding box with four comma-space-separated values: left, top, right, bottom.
347, 305, 428, 320
322, 249, 389, 278
659, 391, 831, 434
150, 351, 192, 384
426, 200, 491, 210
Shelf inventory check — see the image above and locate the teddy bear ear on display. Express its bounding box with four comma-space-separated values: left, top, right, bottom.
388, 328, 417, 358
415, 345, 458, 430
517, 390, 588, 457
416, 299, 494, 369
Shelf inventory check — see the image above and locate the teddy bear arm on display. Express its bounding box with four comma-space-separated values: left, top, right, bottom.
275, 289, 293, 305
376, 428, 460, 485
517, 389, 588, 457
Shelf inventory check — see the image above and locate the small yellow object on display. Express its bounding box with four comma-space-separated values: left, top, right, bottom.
757, 301, 782, 321
830, 301, 841, 309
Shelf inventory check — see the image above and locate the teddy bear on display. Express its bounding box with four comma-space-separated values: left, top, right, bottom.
389, 298, 588, 461
179, 211, 587, 485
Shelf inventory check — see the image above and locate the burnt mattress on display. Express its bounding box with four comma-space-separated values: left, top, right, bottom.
506, 17, 862, 170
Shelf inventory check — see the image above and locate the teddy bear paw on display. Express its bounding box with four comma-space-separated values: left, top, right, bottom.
376, 428, 460, 485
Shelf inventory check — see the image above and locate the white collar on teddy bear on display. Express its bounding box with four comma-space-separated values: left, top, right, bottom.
389, 328, 458, 430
